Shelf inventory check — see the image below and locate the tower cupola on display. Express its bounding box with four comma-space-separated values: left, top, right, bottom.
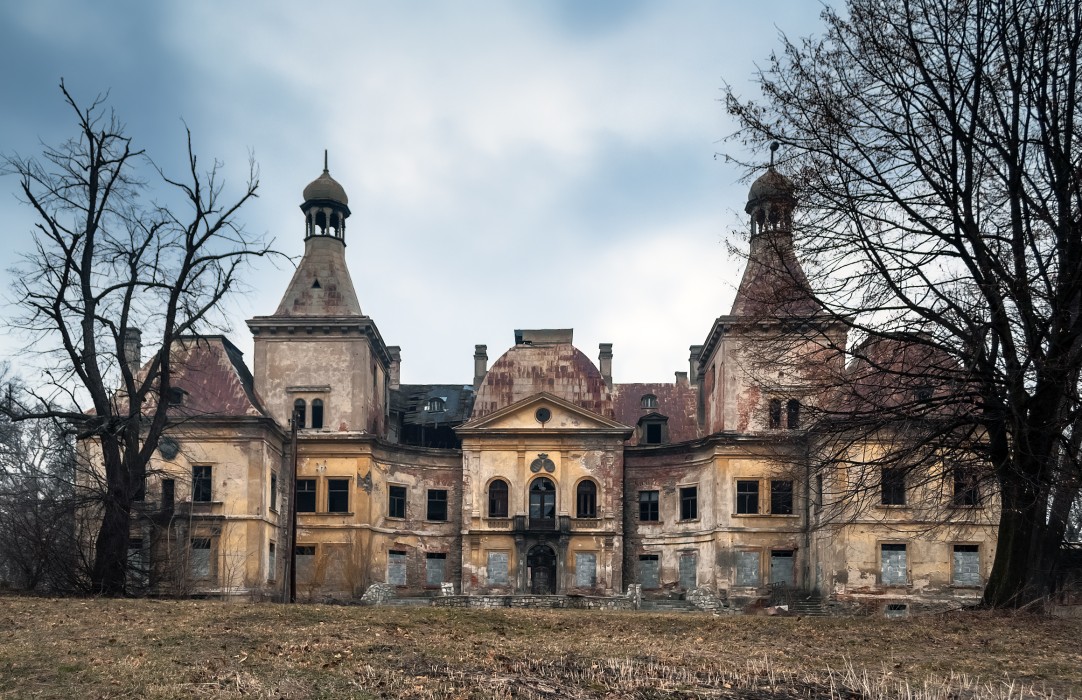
301, 151, 351, 241
745, 142, 795, 237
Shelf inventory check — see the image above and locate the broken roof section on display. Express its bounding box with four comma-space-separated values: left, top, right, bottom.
394, 384, 476, 427
471, 330, 614, 420
164, 336, 268, 419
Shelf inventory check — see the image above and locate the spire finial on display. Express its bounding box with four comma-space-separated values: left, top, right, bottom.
324, 149, 329, 173
769, 141, 779, 168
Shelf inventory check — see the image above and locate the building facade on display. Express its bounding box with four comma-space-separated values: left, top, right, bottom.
119, 162, 999, 610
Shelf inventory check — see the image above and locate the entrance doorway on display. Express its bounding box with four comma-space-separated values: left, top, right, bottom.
527, 544, 557, 594
770, 550, 795, 586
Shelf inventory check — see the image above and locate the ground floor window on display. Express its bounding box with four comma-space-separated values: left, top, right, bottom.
770, 550, 794, 585
487, 551, 509, 585
575, 552, 597, 587
426, 553, 446, 586
952, 544, 980, 586
639, 554, 659, 589
678, 551, 697, 590
881, 543, 907, 586
190, 538, 212, 579
735, 550, 761, 587
388, 550, 407, 586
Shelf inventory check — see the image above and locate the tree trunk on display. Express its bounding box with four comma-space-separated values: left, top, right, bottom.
983, 475, 1053, 608
90, 449, 131, 595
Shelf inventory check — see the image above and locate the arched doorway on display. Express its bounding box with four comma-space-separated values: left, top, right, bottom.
527, 544, 557, 594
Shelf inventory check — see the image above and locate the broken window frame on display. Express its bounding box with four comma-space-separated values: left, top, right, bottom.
786, 399, 800, 429
736, 479, 759, 514
192, 465, 212, 503
770, 479, 793, 515
638, 490, 659, 521
768, 399, 782, 429
327, 478, 350, 513
576, 479, 598, 518
388, 485, 407, 519
881, 468, 906, 506
426, 489, 448, 521
679, 485, 698, 521
951, 468, 981, 507
488, 479, 509, 518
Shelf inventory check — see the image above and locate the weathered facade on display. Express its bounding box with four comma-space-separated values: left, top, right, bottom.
111, 162, 999, 611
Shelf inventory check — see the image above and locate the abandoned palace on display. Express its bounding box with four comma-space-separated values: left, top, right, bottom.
104, 160, 999, 610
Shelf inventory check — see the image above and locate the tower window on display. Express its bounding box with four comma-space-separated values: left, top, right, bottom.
311, 399, 324, 429
311, 279, 321, 289
768, 399, 782, 429
786, 399, 801, 429
293, 399, 306, 429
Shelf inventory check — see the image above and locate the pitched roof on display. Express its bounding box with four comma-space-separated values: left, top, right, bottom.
612, 381, 701, 444
165, 336, 268, 418
273, 236, 364, 317
729, 230, 820, 318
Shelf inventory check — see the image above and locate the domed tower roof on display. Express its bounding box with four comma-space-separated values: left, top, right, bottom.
744, 167, 794, 213
303, 167, 349, 206
471, 330, 614, 420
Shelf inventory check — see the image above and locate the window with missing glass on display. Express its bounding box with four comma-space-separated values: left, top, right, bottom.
639, 490, 659, 521
576, 480, 597, 518
426, 489, 448, 521
192, 466, 212, 502
388, 485, 407, 519
296, 479, 316, 513
736, 480, 759, 514
488, 479, 509, 518
327, 478, 349, 513
881, 468, 905, 505
679, 486, 698, 521
770, 480, 793, 515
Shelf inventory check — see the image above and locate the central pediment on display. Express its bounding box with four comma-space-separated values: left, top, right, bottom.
456, 392, 632, 436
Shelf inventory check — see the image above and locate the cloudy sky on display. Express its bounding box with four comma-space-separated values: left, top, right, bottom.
0, 1, 827, 386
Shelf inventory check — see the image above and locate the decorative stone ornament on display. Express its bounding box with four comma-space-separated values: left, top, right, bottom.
530, 453, 556, 473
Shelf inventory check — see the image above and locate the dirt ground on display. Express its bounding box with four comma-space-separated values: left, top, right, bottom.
0, 595, 1079, 699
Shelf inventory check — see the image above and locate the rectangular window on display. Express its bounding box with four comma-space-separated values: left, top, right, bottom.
786, 399, 800, 429
268, 542, 276, 582
952, 469, 981, 507
881, 468, 906, 506
388, 485, 407, 519
192, 466, 212, 503
487, 551, 509, 585
425, 553, 446, 586
387, 550, 407, 586
575, 552, 597, 587
296, 479, 316, 513
190, 538, 212, 579
162, 478, 175, 511
638, 554, 660, 589
953, 544, 980, 586
679, 486, 698, 521
645, 422, 662, 444
736, 480, 759, 514
327, 478, 350, 513
295, 545, 315, 582
426, 489, 448, 521
881, 543, 907, 586
768, 398, 782, 429
270, 473, 278, 511
770, 480, 793, 515
638, 490, 659, 521
735, 550, 761, 586
678, 551, 697, 590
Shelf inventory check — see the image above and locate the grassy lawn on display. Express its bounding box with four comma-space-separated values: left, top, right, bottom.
0, 595, 1078, 699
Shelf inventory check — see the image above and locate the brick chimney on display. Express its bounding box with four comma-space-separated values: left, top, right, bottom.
688, 345, 704, 386
473, 344, 488, 389
599, 343, 613, 390
387, 346, 401, 391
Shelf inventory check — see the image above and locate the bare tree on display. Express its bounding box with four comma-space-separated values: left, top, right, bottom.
726, 0, 1082, 607
2, 82, 277, 595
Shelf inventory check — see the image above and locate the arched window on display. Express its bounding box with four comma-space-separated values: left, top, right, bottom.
641, 394, 658, 409
529, 477, 556, 527
311, 399, 324, 429
488, 479, 509, 518
293, 399, 306, 429
576, 480, 597, 518
426, 397, 445, 412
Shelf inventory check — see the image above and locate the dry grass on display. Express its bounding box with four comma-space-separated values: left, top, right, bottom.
0, 595, 1079, 699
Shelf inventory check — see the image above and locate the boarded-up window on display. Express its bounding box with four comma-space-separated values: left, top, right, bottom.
678, 552, 697, 590
425, 553, 446, 586
953, 545, 980, 586
575, 552, 597, 587
639, 554, 660, 589
881, 544, 907, 586
735, 550, 760, 586
487, 551, 509, 585
770, 550, 794, 585
295, 545, 315, 582
128, 539, 148, 590
388, 550, 407, 586
190, 538, 212, 579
